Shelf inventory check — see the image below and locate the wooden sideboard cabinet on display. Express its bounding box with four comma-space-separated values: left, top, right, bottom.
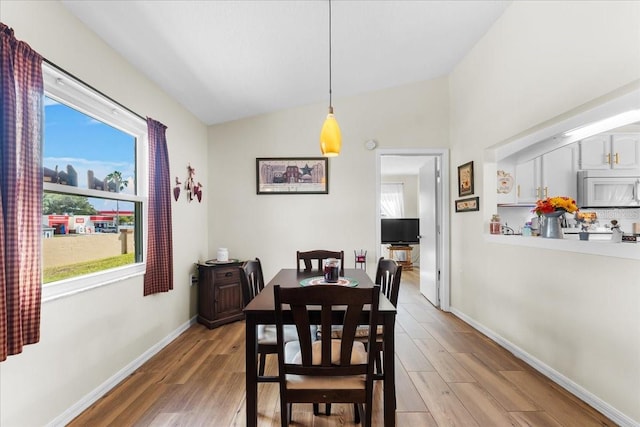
197, 261, 245, 329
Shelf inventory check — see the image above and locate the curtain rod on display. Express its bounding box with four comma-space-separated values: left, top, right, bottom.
42, 57, 146, 122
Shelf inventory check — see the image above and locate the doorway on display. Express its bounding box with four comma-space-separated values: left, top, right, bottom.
375, 148, 450, 311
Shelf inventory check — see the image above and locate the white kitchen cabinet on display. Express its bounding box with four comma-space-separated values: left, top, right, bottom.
515, 145, 578, 203
579, 133, 640, 170
612, 134, 640, 169
515, 158, 539, 203
542, 145, 578, 198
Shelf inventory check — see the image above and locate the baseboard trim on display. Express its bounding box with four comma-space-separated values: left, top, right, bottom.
47, 316, 198, 427
449, 307, 637, 427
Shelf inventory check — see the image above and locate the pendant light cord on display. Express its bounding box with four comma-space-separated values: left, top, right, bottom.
328, 0, 333, 110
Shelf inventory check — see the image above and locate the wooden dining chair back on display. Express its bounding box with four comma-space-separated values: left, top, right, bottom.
273, 284, 380, 427
366, 257, 403, 379
375, 257, 402, 307
296, 250, 345, 275
239, 258, 265, 307
240, 258, 303, 382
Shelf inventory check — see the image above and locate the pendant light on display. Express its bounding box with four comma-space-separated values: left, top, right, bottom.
320, 0, 341, 157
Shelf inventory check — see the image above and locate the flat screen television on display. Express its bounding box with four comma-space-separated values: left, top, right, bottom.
381, 218, 420, 245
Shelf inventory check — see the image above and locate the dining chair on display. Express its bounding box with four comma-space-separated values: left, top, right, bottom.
240, 258, 304, 382
296, 250, 345, 275
369, 257, 402, 375
273, 284, 380, 427
322, 257, 402, 358
374, 257, 402, 307
321, 257, 402, 416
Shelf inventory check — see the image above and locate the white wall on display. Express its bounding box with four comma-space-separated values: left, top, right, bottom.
449, 1, 640, 424
208, 77, 449, 280
0, 2, 208, 426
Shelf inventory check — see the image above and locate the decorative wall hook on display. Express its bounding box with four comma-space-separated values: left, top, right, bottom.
173, 177, 182, 201
175, 164, 203, 203
185, 164, 196, 202
183, 164, 203, 203
196, 182, 203, 202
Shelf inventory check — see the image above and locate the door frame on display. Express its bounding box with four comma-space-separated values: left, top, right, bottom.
375, 148, 450, 311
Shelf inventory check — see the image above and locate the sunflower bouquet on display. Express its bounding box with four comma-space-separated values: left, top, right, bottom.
532, 196, 578, 216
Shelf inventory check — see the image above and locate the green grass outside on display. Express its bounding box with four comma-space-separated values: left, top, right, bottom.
43, 253, 136, 283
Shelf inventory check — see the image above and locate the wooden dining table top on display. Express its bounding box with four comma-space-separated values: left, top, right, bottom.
243, 268, 397, 316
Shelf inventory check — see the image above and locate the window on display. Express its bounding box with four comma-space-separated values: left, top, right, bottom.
42, 64, 147, 300
380, 183, 404, 218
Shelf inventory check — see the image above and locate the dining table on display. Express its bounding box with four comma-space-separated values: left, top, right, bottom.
244, 268, 397, 426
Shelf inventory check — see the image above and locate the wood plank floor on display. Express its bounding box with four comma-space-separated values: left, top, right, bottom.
69, 270, 616, 426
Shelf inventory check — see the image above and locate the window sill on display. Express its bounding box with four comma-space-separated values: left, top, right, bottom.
484, 234, 640, 260
42, 263, 146, 303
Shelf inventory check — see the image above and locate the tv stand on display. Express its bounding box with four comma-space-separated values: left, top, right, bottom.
387, 245, 413, 271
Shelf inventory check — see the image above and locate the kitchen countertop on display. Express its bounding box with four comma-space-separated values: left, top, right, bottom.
485, 233, 640, 260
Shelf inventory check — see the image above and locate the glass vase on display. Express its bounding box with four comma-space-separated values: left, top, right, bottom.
540, 211, 564, 239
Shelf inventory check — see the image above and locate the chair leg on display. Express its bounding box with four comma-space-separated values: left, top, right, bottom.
354, 403, 362, 424
363, 402, 372, 427
259, 352, 267, 376
287, 403, 293, 424
313, 403, 320, 415
375, 350, 383, 375
280, 399, 289, 427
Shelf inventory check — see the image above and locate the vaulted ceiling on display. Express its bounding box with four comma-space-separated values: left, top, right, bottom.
62, 1, 510, 126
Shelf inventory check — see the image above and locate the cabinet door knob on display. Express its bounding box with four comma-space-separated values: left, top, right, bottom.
517, 185, 520, 197
606, 153, 611, 164
615, 153, 620, 164
225, 271, 233, 277
544, 187, 548, 198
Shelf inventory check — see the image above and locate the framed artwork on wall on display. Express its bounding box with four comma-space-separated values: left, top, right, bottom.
457, 161, 474, 197
455, 196, 480, 213
256, 157, 329, 194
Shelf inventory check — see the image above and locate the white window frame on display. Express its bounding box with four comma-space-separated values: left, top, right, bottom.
41, 64, 148, 302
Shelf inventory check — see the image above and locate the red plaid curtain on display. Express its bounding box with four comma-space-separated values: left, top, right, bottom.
144, 118, 173, 296
0, 23, 43, 361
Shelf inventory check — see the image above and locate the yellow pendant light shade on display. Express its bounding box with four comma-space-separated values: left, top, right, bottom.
320, 0, 341, 157
320, 107, 341, 157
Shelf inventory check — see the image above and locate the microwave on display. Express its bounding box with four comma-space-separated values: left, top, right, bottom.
577, 169, 640, 207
